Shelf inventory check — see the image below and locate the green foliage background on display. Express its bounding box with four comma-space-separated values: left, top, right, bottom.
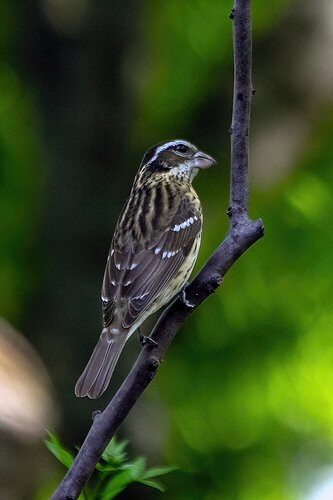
0, 0, 332, 498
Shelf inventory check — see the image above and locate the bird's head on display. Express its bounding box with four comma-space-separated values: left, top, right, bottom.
139, 139, 216, 183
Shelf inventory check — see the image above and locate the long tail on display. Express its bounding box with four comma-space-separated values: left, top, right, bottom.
75, 327, 128, 399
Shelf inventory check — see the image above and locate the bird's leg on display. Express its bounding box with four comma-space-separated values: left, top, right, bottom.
140, 335, 158, 347
138, 327, 158, 347
180, 282, 195, 308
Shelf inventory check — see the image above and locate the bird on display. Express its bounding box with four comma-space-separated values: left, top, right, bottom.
75, 139, 216, 398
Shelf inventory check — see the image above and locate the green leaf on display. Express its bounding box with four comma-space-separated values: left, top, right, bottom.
101, 437, 128, 467
138, 479, 166, 492
44, 433, 175, 498
45, 431, 74, 469
142, 465, 177, 479
122, 457, 146, 480
100, 469, 134, 499
95, 463, 118, 473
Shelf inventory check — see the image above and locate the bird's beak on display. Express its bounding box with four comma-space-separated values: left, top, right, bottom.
192, 150, 217, 169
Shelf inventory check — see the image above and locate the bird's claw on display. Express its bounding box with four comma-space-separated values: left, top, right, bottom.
139, 335, 158, 348
180, 284, 195, 308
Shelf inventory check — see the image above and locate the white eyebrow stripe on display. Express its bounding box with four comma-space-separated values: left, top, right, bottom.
146, 139, 193, 165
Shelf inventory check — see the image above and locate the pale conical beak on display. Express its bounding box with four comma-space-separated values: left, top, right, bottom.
192, 150, 217, 169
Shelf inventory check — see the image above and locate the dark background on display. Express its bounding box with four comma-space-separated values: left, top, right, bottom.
0, 0, 333, 498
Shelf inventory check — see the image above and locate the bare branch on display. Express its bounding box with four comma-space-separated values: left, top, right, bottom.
230, 0, 252, 215
51, 1, 263, 498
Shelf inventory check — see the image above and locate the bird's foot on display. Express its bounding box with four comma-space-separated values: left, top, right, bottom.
139, 334, 158, 348
180, 283, 195, 308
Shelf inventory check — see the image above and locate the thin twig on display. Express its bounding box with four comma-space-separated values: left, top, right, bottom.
51, 1, 263, 498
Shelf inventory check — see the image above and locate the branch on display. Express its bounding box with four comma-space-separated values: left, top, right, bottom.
51, 1, 263, 498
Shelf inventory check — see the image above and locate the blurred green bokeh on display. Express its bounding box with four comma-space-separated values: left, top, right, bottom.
0, 0, 332, 498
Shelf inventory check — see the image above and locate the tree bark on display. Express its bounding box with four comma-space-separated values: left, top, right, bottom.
51, 1, 263, 498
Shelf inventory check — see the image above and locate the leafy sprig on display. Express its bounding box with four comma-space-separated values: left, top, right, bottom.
45, 432, 175, 499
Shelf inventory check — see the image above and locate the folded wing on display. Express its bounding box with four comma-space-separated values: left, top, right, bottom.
101, 197, 202, 329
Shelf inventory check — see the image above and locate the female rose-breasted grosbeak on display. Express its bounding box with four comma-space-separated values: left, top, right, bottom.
75, 139, 216, 398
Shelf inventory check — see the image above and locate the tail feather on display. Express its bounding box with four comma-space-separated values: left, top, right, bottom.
75, 328, 128, 399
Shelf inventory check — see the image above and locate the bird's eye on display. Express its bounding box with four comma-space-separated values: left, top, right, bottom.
174, 143, 189, 154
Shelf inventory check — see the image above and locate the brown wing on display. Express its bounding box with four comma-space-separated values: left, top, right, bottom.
101, 197, 201, 329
